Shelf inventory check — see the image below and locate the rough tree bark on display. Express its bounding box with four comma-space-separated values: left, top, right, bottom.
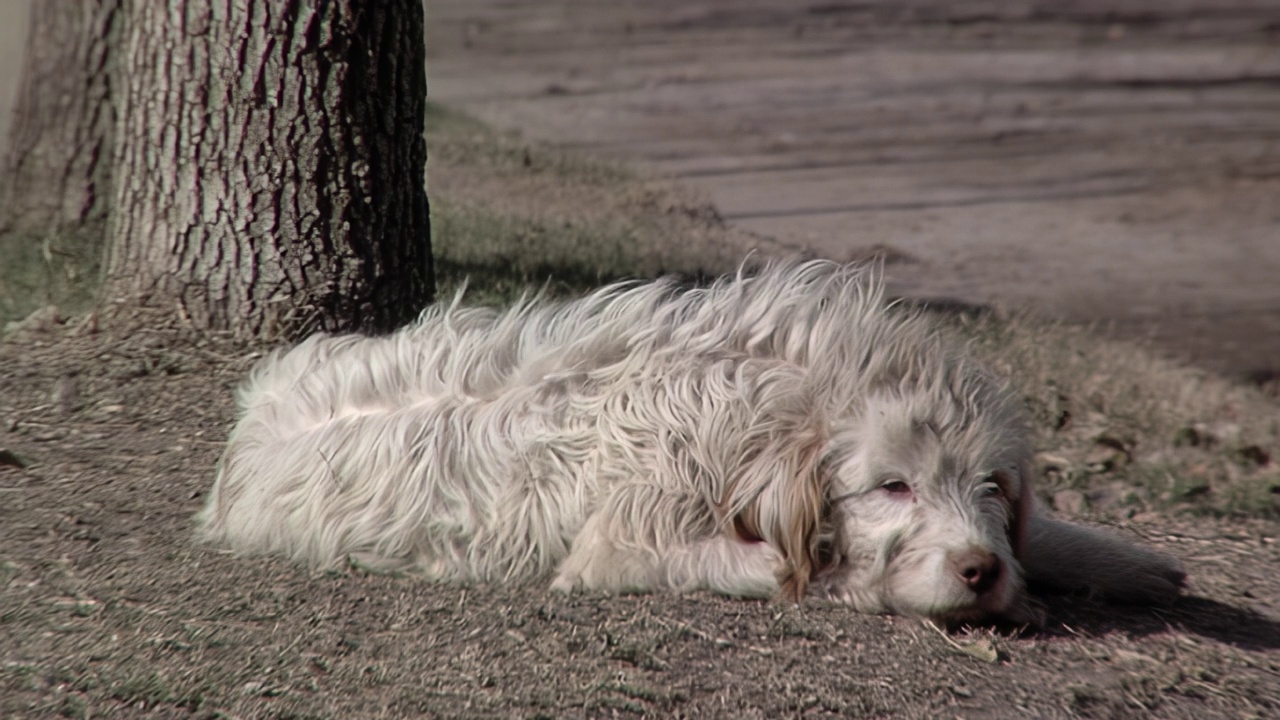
100, 0, 432, 337
0, 0, 119, 320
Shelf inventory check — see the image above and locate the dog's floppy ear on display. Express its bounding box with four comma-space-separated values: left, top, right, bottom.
719, 364, 830, 603
1008, 456, 1036, 562
774, 430, 830, 602
1022, 515, 1187, 605
1015, 455, 1186, 605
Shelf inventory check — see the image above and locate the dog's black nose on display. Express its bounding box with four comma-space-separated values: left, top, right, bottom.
951, 549, 1001, 594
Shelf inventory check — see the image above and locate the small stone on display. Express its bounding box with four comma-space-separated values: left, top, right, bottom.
53, 376, 81, 414
1053, 489, 1087, 516
0, 449, 27, 468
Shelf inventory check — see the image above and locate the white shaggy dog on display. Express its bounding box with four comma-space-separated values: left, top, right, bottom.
196, 261, 1185, 623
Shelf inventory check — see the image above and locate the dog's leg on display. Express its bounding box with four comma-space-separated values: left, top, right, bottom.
551, 480, 784, 596
1022, 515, 1186, 605
551, 512, 781, 598
550, 510, 663, 594
659, 536, 781, 598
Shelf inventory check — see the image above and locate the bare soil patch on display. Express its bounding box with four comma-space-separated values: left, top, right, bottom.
2, 305, 1279, 720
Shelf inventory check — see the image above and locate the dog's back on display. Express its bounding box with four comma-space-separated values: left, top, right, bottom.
195, 262, 910, 575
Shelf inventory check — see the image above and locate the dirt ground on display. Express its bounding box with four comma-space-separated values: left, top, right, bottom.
1, 302, 1280, 719
425, 0, 1280, 380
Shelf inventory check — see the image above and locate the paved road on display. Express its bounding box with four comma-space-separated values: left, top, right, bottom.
427, 0, 1280, 379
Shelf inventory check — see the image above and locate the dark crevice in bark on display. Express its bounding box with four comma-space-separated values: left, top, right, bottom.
98, 0, 431, 339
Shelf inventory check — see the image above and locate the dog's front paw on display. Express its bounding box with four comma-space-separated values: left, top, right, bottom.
817, 576, 886, 614
550, 570, 582, 594
823, 584, 855, 605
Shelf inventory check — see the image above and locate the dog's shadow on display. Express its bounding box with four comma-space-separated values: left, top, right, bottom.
1032, 591, 1280, 651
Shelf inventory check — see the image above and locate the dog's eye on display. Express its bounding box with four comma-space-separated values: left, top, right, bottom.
880, 480, 912, 498
977, 482, 1004, 499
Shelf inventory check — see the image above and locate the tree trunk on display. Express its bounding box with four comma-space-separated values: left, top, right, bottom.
0, 0, 119, 321
102, 0, 432, 338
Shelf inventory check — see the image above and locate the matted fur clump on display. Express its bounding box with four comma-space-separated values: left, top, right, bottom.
197, 260, 1185, 623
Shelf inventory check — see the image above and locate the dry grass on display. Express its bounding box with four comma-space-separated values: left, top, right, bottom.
425, 101, 789, 299
958, 313, 1280, 516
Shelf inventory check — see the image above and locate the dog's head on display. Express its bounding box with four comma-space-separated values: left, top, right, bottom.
817, 367, 1038, 625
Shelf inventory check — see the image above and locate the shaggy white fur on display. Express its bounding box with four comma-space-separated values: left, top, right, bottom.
197, 260, 1185, 622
